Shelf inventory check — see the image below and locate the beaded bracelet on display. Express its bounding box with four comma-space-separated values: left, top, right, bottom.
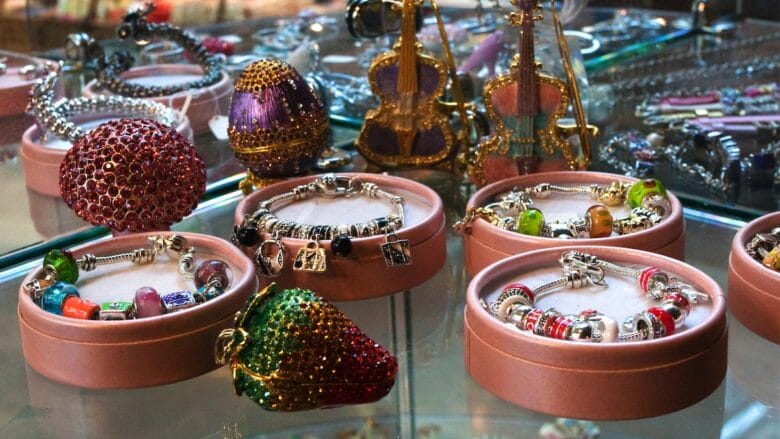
231, 174, 410, 276
455, 179, 670, 238
27, 64, 181, 144
23, 235, 232, 320
67, 4, 223, 98
745, 227, 780, 271
485, 251, 709, 342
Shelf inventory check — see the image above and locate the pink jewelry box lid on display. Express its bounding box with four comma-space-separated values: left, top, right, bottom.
463, 171, 685, 276
464, 245, 727, 420
17, 232, 258, 389
83, 64, 232, 135
20, 112, 193, 197
235, 173, 447, 301
728, 211, 780, 343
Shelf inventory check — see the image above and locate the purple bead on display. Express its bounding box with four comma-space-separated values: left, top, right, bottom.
161, 290, 197, 313
195, 259, 230, 289
134, 287, 164, 318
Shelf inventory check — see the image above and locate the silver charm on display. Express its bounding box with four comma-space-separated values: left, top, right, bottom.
293, 241, 327, 272
253, 238, 286, 277
380, 232, 412, 267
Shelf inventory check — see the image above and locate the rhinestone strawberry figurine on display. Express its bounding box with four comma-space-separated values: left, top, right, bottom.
216, 283, 398, 411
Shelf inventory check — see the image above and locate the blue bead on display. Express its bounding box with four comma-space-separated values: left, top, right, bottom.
41, 282, 80, 315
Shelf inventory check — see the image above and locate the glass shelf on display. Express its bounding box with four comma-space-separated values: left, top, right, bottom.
0, 172, 777, 438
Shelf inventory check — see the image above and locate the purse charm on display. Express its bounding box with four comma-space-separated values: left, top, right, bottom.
293, 241, 327, 272
253, 237, 286, 277
380, 232, 412, 267
215, 284, 398, 411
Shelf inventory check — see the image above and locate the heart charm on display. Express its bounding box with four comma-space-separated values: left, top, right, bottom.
216, 283, 398, 411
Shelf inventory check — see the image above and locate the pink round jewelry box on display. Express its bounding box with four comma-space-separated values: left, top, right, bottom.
0, 52, 49, 144
17, 232, 258, 389
235, 173, 447, 301
83, 64, 232, 135
20, 113, 193, 197
463, 171, 686, 276
728, 211, 780, 344
464, 245, 727, 420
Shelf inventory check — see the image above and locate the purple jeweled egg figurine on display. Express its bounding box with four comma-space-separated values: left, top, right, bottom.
228, 59, 330, 194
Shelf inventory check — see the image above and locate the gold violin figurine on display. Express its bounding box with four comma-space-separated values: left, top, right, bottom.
357, 0, 457, 168
470, 0, 577, 186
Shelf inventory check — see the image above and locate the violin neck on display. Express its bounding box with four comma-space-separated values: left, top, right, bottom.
516, 9, 538, 119
397, 0, 418, 95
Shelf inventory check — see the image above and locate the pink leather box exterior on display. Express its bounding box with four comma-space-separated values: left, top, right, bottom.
20, 113, 193, 196
464, 246, 727, 420
18, 232, 258, 389
84, 64, 232, 135
235, 173, 447, 301
463, 171, 686, 276
728, 211, 780, 344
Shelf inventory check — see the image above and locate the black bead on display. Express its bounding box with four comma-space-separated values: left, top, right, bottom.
331, 234, 352, 257
236, 225, 260, 246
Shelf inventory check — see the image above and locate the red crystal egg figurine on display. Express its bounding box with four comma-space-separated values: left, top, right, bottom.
59, 118, 206, 232
228, 59, 330, 191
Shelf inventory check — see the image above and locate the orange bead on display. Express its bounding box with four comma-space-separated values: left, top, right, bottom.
586, 205, 613, 238
62, 296, 100, 320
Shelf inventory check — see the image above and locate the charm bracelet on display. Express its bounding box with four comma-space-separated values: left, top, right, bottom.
485, 251, 709, 342
232, 174, 411, 276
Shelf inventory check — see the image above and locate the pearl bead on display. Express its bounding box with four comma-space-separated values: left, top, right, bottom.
593, 314, 619, 342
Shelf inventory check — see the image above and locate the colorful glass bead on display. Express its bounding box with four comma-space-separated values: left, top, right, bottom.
99, 301, 136, 320
43, 250, 79, 283
134, 287, 164, 318
627, 179, 667, 209
62, 296, 100, 320
647, 307, 675, 336
162, 290, 197, 313
331, 234, 353, 257
762, 246, 780, 270
517, 208, 544, 236
499, 283, 535, 306
196, 284, 224, 301
218, 284, 398, 411
195, 260, 230, 289
586, 205, 613, 238
41, 282, 80, 315
663, 292, 691, 314
637, 267, 669, 296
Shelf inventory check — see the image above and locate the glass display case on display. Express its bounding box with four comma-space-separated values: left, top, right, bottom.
0, 1, 778, 437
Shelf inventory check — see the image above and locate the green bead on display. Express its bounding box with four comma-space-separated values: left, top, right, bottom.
517, 208, 545, 236
43, 250, 79, 283
627, 179, 667, 209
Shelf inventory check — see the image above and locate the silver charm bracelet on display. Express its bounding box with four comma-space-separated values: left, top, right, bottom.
231, 174, 411, 277
27, 63, 180, 143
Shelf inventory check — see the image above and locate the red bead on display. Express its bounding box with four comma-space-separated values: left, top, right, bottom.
524, 308, 543, 332
663, 292, 691, 313
195, 259, 230, 288
638, 267, 662, 292
501, 283, 536, 304
62, 296, 100, 320
551, 317, 574, 339
647, 307, 675, 336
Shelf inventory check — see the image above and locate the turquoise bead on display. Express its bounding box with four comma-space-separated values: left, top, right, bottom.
41, 282, 80, 315
43, 250, 79, 284
517, 208, 545, 236
197, 284, 224, 301
627, 179, 667, 209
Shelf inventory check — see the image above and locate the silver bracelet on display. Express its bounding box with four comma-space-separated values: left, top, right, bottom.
27, 63, 180, 143
231, 174, 411, 277
67, 4, 223, 98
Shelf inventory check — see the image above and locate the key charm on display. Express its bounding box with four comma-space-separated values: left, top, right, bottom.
380, 232, 412, 267
293, 241, 327, 272
253, 238, 286, 277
